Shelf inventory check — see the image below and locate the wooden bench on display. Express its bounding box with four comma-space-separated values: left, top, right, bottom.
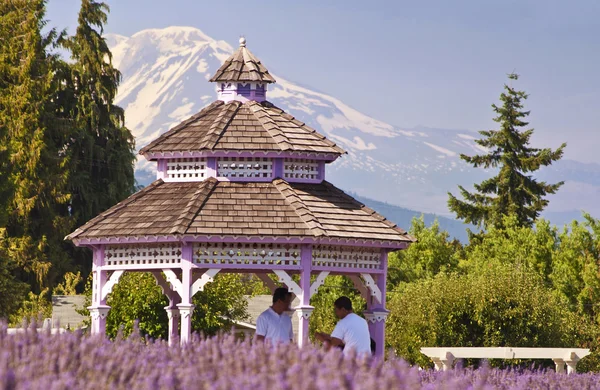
420, 347, 591, 374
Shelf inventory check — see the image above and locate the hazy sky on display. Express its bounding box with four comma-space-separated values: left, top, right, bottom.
47, 0, 600, 163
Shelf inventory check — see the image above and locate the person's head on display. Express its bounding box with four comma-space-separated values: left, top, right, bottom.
333, 296, 353, 319
272, 287, 293, 314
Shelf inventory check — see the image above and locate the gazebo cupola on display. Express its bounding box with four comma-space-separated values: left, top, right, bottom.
210, 37, 274, 103
67, 37, 415, 357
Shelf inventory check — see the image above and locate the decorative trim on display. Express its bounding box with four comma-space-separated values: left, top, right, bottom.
176, 304, 195, 319
348, 275, 369, 299
193, 242, 301, 267
361, 273, 382, 304
75, 236, 410, 250
104, 243, 182, 266
312, 246, 382, 270
190, 269, 220, 296
283, 158, 320, 181
164, 307, 181, 320
100, 270, 124, 301
310, 271, 329, 296
273, 270, 302, 295
143, 151, 340, 162
163, 158, 207, 182
294, 305, 315, 320
88, 305, 111, 320
255, 273, 278, 293
163, 269, 183, 297
364, 310, 389, 323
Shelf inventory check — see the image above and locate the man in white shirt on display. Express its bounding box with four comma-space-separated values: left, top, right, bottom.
315, 296, 372, 356
255, 287, 294, 344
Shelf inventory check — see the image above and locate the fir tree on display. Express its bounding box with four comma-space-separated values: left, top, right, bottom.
0, 0, 73, 292
447, 74, 565, 229
60, 0, 136, 275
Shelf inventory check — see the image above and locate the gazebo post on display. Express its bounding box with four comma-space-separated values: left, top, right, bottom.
295, 244, 314, 347
365, 250, 390, 358
165, 299, 180, 347
177, 244, 195, 344
88, 246, 110, 335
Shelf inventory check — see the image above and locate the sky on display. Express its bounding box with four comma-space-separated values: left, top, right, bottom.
46, 0, 600, 164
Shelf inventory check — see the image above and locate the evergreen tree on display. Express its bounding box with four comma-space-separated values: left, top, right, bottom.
61, 0, 136, 276
448, 74, 565, 229
0, 0, 73, 293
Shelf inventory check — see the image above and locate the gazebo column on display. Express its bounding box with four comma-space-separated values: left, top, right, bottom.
152, 271, 180, 346
88, 246, 110, 335
365, 250, 390, 359
165, 302, 180, 346
295, 244, 314, 347
177, 244, 195, 344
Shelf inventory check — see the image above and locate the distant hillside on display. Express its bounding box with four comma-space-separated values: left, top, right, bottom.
351, 193, 471, 242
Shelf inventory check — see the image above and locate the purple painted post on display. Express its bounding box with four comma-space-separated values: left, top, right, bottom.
318, 161, 325, 182
295, 244, 314, 347
206, 157, 217, 178
177, 244, 195, 344
273, 158, 284, 179
165, 302, 180, 347
89, 246, 110, 335
366, 250, 390, 358
156, 159, 168, 180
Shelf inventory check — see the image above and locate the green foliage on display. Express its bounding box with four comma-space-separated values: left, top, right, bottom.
551, 214, 600, 322
388, 216, 460, 287
8, 288, 53, 326
54, 272, 83, 295
387, 266, 581, 368
100, 272, 249, 339
461, 215, 557, 282
308, 276, 365, 338
448, 73, 565, 230
0, 0, 73, 294
0, 258, 28, 320
60, 0, 136, 281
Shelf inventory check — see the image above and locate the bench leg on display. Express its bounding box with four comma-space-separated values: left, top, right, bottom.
566, 360, 579, 375
553, 359, 566, 373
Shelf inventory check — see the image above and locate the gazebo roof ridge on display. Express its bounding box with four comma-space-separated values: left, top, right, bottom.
65, 178, 415, 245
209, 37, 276, 84
65, 180, 166, 241
138, 100, 346, 158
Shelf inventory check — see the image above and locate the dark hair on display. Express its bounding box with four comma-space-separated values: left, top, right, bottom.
333, 296, 353, 311
273, 287, 290, 304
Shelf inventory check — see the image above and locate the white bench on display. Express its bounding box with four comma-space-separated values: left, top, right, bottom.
420, 347, 591, 374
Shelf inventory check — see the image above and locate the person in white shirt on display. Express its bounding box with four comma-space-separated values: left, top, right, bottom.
255, 287, 294, 344
315, 296, 372, 356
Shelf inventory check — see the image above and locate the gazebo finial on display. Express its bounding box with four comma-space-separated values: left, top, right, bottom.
239, 36, 246, 47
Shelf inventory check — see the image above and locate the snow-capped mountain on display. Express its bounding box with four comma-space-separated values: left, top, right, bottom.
106, 26, 600, 225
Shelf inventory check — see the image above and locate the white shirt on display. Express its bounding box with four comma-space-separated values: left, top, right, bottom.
331, 313, 371, 356
255, 307, 293, 344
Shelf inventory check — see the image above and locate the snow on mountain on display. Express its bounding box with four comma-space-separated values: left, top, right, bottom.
106, 26, 600, 222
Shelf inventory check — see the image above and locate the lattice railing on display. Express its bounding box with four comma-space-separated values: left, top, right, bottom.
312, 245, 381, 270
193, 243, 301, 266
104, 244, 182, 266
217, 157, 273, 179
283, 159, 320, 180
166, 158, 207, 181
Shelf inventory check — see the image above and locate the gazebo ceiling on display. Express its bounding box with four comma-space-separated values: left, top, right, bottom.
66, 177, 414, 246
139, 100, 345, 158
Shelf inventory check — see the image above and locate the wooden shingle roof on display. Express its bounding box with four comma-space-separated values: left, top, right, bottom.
139, 100, 345, 157
66, 178, 414, 245
209, 39, 275, 84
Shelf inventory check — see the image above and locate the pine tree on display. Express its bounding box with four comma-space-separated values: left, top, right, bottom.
447, 74, 565, 229
60, 0, 136, 275
0, 0, 73, 293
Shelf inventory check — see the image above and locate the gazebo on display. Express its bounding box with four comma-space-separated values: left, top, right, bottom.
66, 37, 414, 357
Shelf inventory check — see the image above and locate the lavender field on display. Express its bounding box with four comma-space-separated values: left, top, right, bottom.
1, 327, 599, 390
